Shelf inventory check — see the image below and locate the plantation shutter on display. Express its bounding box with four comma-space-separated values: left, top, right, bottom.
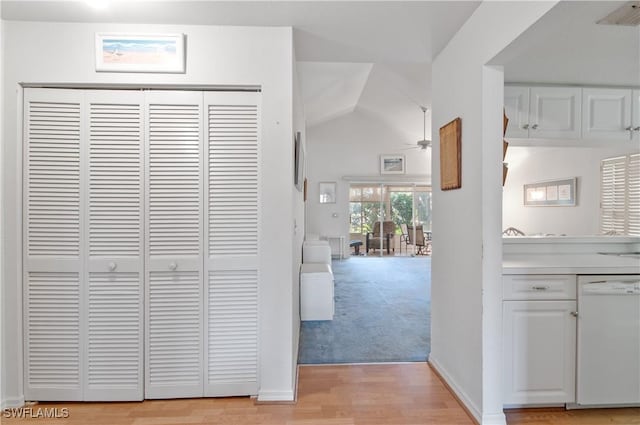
601, 156, 627, 234
601, 154, 640, 236
145, 91, 204, 398
628, 154, 640, 236
23, 89, 84, 401
84, 91, 144, 401
204, 91, 260, 396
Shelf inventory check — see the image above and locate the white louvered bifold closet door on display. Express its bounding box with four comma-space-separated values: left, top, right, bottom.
84, 91, 144, 401
204, 92, 260, 396
145, 91, 204, 399
23, 89, 85, 401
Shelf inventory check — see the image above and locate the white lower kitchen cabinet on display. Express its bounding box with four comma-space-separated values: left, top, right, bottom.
503, 300, 577, 405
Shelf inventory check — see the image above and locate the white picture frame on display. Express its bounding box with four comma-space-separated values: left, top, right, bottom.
319, 182, 336, 204
95, 33, 185, 73
524, 177, 577, 206
380, 154, 406, 175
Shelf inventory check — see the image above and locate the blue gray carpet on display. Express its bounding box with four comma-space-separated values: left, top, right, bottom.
298, 256, 431, 364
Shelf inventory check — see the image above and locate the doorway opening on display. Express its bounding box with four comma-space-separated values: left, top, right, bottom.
349, 183, 432, 257
298, 181, 432, 364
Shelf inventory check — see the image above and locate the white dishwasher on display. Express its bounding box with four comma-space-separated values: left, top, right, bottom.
577, 275, 640, 406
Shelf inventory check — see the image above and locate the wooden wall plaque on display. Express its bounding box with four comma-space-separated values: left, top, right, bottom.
439, 117, 462, 190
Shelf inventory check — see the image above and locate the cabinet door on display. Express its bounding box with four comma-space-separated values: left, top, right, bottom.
145, 91, 204, 399
23, 89, 84, 401
530, 87, 581, 139
84, 91, 144, 401
504, 86, 530, 138
633, 90, 640, 143
582, 88, 632, 140
503, 300, 576, 405
204, 92, 260, 397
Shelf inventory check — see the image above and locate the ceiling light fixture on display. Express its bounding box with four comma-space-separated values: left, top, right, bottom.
417, 106, 431, 150
401, 105, 431, 151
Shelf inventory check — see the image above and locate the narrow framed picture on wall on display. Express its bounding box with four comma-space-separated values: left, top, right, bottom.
523, 177, 577, 206
95, 33, 186, 73
294, 132, 304, 191
439, 117, 462, 190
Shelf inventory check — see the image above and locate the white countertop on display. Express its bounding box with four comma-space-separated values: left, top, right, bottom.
503, 236, 640, 244
503, 253, 640, 275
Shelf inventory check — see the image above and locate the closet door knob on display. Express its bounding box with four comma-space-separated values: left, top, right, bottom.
531, 124, 538, 130
633, 126, 640, 132
108, 262, 117, 271
168, 262, 178, 271
522, 124, 529, 130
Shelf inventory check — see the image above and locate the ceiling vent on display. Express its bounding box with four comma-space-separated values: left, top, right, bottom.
597, 1, 640, 26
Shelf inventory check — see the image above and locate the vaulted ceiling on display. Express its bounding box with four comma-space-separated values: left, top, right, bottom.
5, 2, 631, 145
1, 0, 481, 141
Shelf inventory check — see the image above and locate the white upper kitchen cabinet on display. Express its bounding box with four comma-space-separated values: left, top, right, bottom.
505, 86, 530, 138
529, 87, 582, 139
582, 88, 632, 141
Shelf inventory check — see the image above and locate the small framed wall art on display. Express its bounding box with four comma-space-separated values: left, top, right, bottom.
319, 182, 336, 204
95, 33, 186, 73
380, 155, 406, 175
524, 177, 577, 206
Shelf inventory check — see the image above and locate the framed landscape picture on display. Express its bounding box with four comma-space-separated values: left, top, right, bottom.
380, 155, 406, 175
95, 33, 185, 73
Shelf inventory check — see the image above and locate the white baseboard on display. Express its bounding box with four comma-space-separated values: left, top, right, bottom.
1, 396, 25, 409
257, 390, 295, 402
482, 412, 507, 425
429, 356, 482, 424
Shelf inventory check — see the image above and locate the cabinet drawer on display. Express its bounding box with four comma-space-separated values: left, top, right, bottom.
503, 275, 576, 300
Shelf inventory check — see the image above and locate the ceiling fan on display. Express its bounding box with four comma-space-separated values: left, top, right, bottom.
402, 105, 431, 150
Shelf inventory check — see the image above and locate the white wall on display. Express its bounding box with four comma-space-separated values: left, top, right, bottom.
291, 57, 305, 386
306, 107, 429, 244
503, 145, 639, 236
0, 12, 5, 409
1, 21, 297, 405
430, 2, 557, 425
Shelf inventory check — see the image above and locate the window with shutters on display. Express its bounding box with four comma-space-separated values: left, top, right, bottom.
600, 153, 640, 236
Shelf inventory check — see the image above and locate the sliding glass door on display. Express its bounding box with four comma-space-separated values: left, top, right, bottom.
349, 183, 431, 256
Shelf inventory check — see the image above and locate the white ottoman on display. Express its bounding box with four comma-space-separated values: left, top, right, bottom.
302, 240, 331, 265
300, 263, 334, 321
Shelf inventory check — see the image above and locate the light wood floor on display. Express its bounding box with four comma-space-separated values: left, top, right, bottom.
4, 364, 639, 424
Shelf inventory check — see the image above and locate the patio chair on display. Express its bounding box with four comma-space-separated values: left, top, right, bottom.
406, 225, 431, 255
366, 221, 396, 254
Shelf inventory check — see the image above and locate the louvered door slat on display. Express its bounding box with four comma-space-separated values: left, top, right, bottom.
26, 100, 81, 257
85, 91, 144, 401
204, 91, 260, 397
23, 89, 84, 401
145, 91, 204, 399
207, 271, 258, 395
26, 272, 81, 400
